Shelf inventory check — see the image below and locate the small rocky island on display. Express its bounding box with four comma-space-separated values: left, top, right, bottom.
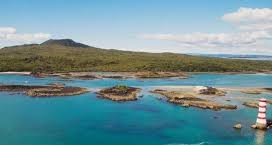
151, 86, 237, 111
0, 84, 89, 97
97, 85, 141, 101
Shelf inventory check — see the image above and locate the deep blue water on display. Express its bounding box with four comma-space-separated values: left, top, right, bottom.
0, 74, 272, 145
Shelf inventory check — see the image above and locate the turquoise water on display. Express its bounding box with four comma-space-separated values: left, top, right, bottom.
0, 74, 272, 145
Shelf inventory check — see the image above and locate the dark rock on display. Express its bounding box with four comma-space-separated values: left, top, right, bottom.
243, 102, 259, 108
0, 85, 88, 97
199, 86, 226, 96
97, 85, 141, 102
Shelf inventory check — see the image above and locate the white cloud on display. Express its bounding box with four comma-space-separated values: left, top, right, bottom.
0, 27, 16, 34
238, 23, 272, 32
5, 33, 51, 43
222, 7, 272, 24
222, 7, 272, 33
140, 7, 272, 54
0, 27, 51, 47
142, 31, 272, 48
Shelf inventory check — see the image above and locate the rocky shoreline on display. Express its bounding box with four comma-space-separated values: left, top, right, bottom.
0, 84, 89, 97
150, 86, 272, 111
151, 87, 237, 111
2, 71, 272, 80
97, 85, 141, 102
30, 71, 189, 80
242, 102, 259, 108
133, 72, 188, 79
224, 87, 272, 95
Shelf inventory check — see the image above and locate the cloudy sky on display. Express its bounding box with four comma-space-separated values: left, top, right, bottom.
0, 0, 271, 54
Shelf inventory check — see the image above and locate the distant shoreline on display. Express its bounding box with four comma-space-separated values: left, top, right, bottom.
2, 39, 272, 74
0, 71, 271, 76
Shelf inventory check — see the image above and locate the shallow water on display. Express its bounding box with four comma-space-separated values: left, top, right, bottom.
0, 74, 272, 145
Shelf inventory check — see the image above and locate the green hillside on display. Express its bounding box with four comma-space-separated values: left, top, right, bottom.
1, 39, 272, 73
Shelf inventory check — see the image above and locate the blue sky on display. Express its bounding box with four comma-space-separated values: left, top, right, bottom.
0, 0, 272, 54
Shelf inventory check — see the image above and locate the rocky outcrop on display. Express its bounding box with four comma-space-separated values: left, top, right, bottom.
267, 119, 272, 128
134, 72, 188, 79
151, 89, 237, 111
251, 124, 257, 129
251, 120, 272, 130
97, 85, 141, 102
100, 75, 125, 79
26, 87, 88, 97
251, 124, 267, 130
74, 75, 97, 80
30, 72, 49, 78
233, 124, 242, 129
241, 89, 262, 94
198, 86, 226, 96
59, 73, 98, 80
243, 102, 259, 108
263, 88, 272, 92
238, 87, 272, 95
0, 85, 89, 97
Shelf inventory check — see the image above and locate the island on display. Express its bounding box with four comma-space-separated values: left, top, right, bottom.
97, 85, 141, 102
0, 84, 89, 97
151, 86, 237, 111
1, 39, 272, 73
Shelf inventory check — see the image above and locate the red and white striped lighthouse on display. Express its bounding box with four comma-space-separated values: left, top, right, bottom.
256, 98, 267, 130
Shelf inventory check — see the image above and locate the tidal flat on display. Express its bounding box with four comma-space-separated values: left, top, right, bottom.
0, 73, 272, 145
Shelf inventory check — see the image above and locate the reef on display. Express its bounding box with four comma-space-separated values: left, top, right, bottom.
97, 85, 141, 101
151, 89, 236, 111
243, 102, 259, 108
0, 85, 89, 97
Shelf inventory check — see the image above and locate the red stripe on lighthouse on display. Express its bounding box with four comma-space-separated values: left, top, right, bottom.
259, 99, 267, 102
258, 112, 266, 114
258, 117, 266, 120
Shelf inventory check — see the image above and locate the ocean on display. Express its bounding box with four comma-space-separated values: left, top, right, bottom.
0, 74, 272, 145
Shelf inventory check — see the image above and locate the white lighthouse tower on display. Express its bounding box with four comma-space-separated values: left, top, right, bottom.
256, 98, 267, 130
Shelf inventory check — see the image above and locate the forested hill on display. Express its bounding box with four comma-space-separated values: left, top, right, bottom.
1, 39, 272, 73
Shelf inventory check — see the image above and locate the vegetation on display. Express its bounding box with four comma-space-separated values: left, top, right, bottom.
97, 85, 140, 101
100, 85, 135, 96
1, 39, 272, 73
0, 84, 88, 97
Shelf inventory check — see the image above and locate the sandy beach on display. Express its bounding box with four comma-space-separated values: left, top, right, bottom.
0, 72, 31, 75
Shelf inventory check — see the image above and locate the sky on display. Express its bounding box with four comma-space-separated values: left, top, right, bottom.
0, 0, 272, 54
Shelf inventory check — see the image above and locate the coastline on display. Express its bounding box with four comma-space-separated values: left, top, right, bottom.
0, 84, 89, 97
1, 73, 272, 133
0, 71, 272, 79
0, 72, 31, 75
